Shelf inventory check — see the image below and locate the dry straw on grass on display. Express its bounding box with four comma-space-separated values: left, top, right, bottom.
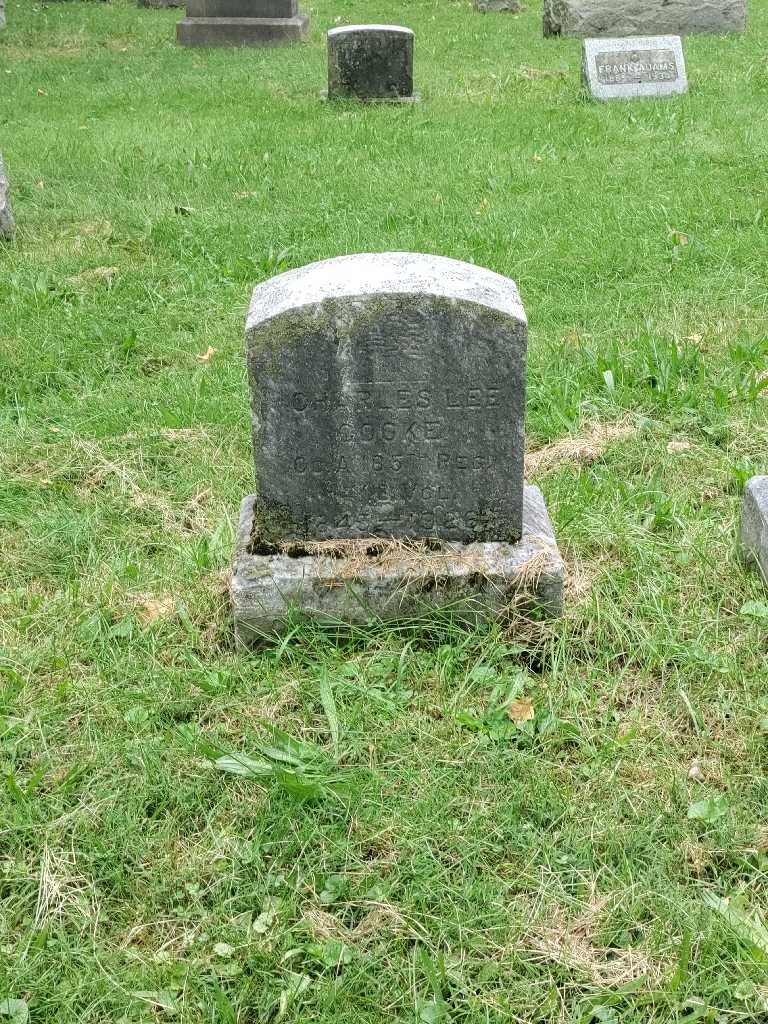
525, 895, 661, 988
35, 845, 96, 932
132, 593, 177, 625
525, 420, 636, 478
269, 536, 556, 593
286, 536, 449, 580
303, 901, 424, 945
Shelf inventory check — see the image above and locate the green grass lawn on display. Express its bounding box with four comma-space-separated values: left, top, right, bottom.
2, 0, 768, 1020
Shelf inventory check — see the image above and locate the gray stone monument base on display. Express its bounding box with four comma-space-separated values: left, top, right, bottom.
475, 0, 521, 12
322, 91, 420, 104
231, 485, 564, 642
176, 14, 308, 46
741, 476, 768, 584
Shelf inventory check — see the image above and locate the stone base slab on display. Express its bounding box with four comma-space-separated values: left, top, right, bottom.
741, 476, 768, 584
322, 91, 420, 104
176, 14, 308, 46
231, 485, 564, 643
475, 0, 521, 12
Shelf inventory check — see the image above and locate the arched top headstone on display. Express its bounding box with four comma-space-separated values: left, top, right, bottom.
327, 24, 415, 101
246, 252, 528, 545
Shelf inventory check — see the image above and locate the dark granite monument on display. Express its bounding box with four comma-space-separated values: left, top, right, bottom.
176, 0, 308, 47
230, 252, 564, 640
327, 25, 415, 102
0, 155, 15, 241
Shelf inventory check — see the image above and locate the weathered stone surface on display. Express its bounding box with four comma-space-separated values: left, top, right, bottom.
583, 35, 687, 100
232, 486, 564, 641
139, 0, 185, 8
741, 476, 768, 584
474, 0, 521, 12
186, 0, 296, 16
0, 155, 15, 241
544, 0, 745, 37
176, 13, 307, 45
246, 252, 528, 546
0, 0, 6, 30
328, 25, 414, 102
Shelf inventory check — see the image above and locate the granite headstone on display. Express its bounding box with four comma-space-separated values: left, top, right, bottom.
475, 0, 521, 11
177, 0, 308, 46
0, 155, 15, 240
544, 0, 745, 37
231, 252, 564, 638
327, 25, 415, 102
247, 252, 527, 545
741, 476, 768, 584
583, 35, 688, 100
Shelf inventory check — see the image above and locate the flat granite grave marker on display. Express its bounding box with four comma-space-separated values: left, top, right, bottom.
0, 155, 15, 240
327, 26, 415, 102
741, 476, 768, 584
583, 35, 688, 100
544, 0, 745, 37
176, 0, 308, 47
139, 0, 184, 8
231, 252, 564, 640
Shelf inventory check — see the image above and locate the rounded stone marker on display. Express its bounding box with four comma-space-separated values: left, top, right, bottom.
327, 25, 415, 102
246, 252, 528, 545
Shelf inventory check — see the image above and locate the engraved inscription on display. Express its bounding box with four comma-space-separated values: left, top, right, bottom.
290, 382, 501, 414
595, 48, 678, 86
282, 362, 513, 534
